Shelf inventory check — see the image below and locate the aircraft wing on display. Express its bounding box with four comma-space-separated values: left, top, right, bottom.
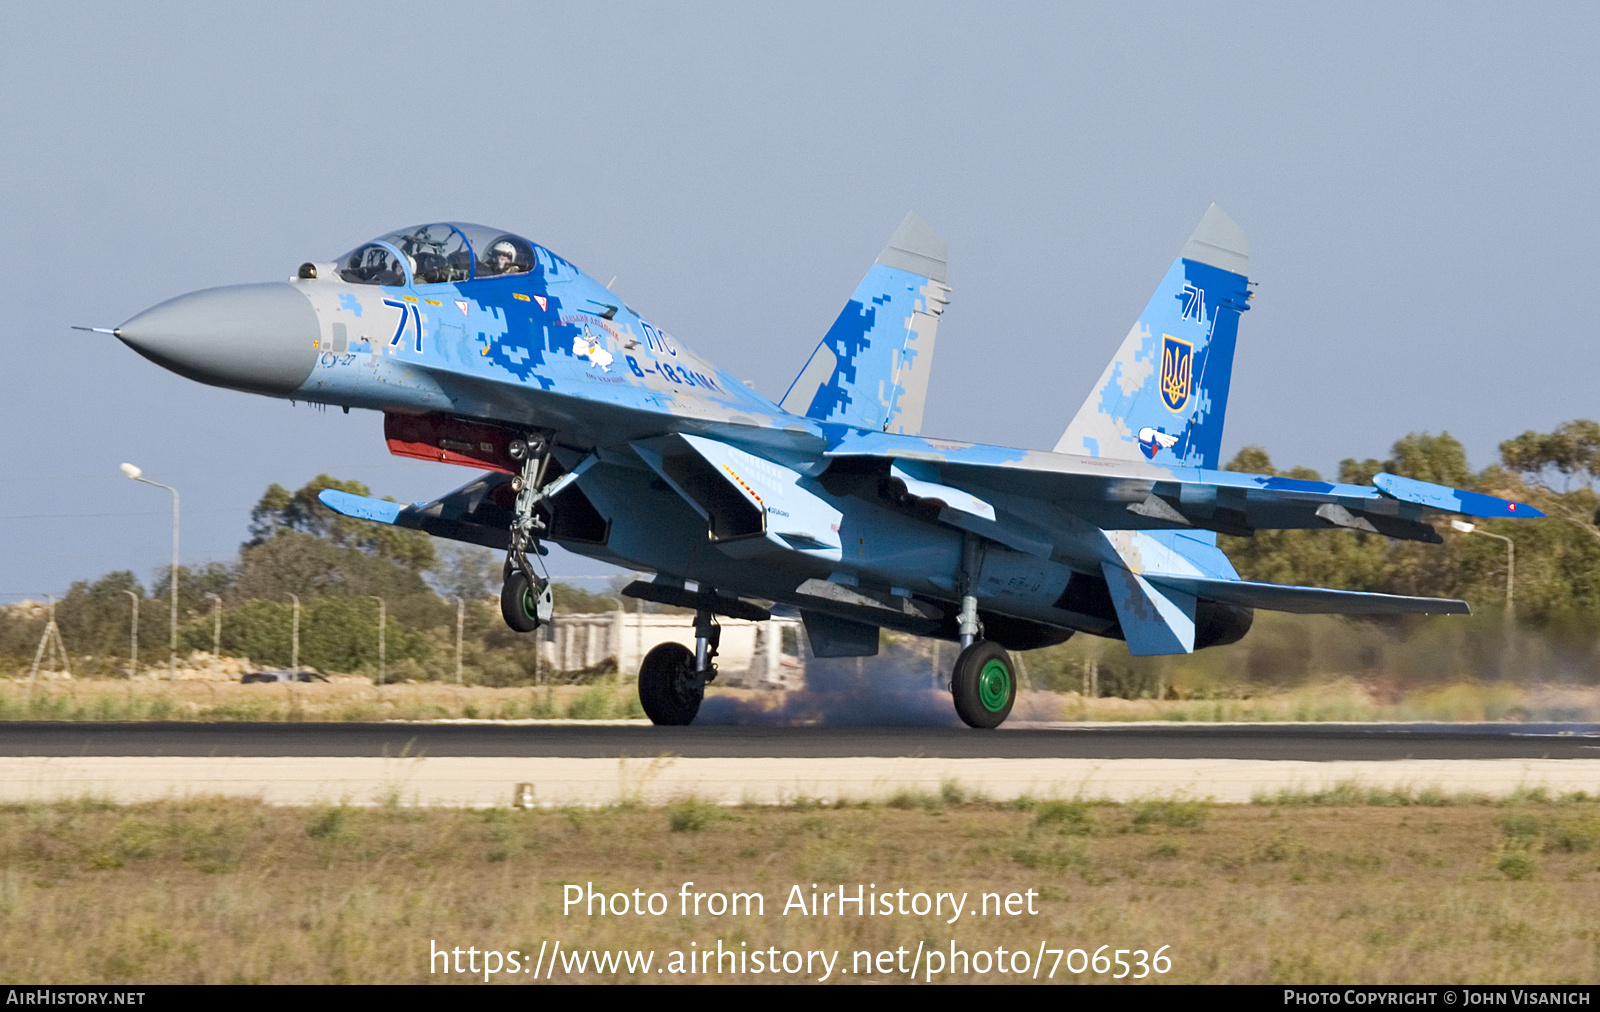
812, 431, 1526, 653
824, 430, 1540, 544
1140, 574, 1471, 615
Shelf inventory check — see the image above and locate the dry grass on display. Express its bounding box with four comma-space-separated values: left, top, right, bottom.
1010, 679, 1600, 724
2, 796, 1599, 983
0, 679, 644, 722
4, 676, 1596, 725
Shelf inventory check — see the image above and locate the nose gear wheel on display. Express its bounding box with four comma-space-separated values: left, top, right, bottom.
501, 569, 552, 633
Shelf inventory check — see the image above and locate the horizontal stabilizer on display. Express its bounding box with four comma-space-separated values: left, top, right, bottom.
319, 490, 403, 525
319, 462, 609, 551
1373, 473, 1543, 519
320, 484, 513, 551
1146, 574, 1471, 616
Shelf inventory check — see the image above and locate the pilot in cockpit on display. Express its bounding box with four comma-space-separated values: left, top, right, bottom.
482, 239, 531, 277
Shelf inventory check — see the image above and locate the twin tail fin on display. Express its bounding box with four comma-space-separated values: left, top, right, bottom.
1055, 204, 1251, 470
781, 212, 950, 434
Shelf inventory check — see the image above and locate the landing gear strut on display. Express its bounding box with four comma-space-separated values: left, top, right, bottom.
500, 434, 554, 633
638, 597, 720, 725
947, 533, 1015, 728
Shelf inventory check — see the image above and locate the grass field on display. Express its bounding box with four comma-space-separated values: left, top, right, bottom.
1, 676, 1595, 724
0, 679, 645, 722
2, 793, 1598, 984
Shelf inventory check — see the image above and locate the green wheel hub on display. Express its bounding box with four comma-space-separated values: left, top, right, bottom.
977, 659, 1012, 712
521, 583, 539, 620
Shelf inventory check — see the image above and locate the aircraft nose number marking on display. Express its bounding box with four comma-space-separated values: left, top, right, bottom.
383, 299, 424, 354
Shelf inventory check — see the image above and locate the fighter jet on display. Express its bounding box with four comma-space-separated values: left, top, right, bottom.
104, 211, 1541, 727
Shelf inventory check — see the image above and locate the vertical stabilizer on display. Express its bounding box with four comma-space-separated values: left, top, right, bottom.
781, 212, 950, 434
1054, 205, 1250, 469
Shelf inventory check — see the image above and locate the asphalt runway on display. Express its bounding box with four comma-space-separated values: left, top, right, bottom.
2, 721, 1598, 760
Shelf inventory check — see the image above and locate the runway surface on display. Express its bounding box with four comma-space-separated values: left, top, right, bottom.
1, 720, 1598, 760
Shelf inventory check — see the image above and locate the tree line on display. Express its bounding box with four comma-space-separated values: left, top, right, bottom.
0, 475, 627, 683
1219, 421, 1600, 621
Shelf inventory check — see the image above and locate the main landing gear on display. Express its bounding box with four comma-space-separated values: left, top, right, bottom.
637, 603, 719, 725
950, 639, 1016, 729
947, 531, 1016, 729
499, 434, 555, 633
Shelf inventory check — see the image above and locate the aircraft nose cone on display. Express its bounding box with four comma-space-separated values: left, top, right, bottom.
117, 283, 319, 395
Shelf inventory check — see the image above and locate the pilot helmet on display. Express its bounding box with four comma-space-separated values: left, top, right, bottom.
487, 240, 520, 274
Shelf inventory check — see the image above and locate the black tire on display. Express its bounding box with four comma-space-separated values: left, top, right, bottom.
638, 642, 702, 725
951, 640, 1016, 729
500, 570, 542, 633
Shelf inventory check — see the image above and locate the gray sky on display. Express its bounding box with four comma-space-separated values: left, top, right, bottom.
2, 2, 1595, 600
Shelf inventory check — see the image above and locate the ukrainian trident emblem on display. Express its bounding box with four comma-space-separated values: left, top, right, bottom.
1159, 334, 1193, 412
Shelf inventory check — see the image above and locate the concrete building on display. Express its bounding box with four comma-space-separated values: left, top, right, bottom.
538, 611, 804, 689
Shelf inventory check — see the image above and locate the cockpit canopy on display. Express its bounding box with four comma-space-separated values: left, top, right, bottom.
337, 222, 538, 286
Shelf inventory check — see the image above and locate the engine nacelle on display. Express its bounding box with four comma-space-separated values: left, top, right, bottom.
1194, 600, 1254, 650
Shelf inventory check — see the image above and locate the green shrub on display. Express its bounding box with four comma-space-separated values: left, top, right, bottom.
667, 798, 719, 832
1034, 800, 1096, 835
1130, 798, 1210, 831
306, 805, 349, 840
567, 687, 615, 720
1497, 850, 1537, 880
1547, 813, 1600, 852
1496, 813, 1541, 839
886, 789, 940, 811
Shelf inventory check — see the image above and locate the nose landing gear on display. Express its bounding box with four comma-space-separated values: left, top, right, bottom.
500, 434, 555, 633
501, 568, 552, 633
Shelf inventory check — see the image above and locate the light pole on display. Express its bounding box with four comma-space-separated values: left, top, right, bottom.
120, 464, 178, 681
205, 594, 222, 657
368, 596, 386, 684
1451, 520, 1515, 615
122, 590, 139, 679
287, 593, 300, 675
